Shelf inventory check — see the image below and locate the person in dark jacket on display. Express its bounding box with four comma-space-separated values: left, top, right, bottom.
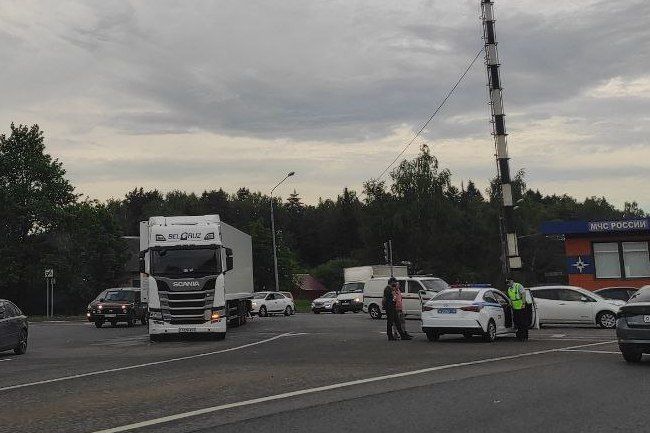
383, 277, 411, 341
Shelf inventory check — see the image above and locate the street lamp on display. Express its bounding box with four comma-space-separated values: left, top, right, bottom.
270, 171, 295, 291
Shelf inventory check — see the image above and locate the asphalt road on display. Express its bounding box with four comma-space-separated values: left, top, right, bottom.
0, 313, 647, 433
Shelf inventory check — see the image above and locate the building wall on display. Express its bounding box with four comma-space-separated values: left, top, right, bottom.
565, 234, 650, 290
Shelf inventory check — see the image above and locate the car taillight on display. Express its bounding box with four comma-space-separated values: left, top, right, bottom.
460, 305, 482, 312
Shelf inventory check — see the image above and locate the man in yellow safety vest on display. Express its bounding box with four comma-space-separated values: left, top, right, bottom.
507, 278, 528, 341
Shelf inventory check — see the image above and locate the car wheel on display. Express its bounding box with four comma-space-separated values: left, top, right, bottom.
483, 320, 497, 343
597, 311, 616, 329
126, 313, 135, 327
620, 345, 643, 363
284, 306, 293, 316
369, 304, 382, 320
94, 319, 104, 328
150, 334, 162, 342
259, 306, 268, 317
332, 305, 340, 314
425, 330, 439, 342
313, 310, 320, 314
14, 329, 28, 355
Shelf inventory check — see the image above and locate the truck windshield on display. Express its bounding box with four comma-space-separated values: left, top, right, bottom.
152, 247, 221, 278
421, 279, 449, 291
340, 282, 364, 293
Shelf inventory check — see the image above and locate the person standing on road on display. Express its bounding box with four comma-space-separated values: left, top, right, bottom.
383, 278, 411, 341
392, 281, 412, 340
507, 278, 528, 341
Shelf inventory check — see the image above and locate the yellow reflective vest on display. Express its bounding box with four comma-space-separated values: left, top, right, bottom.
508, 283, 525, 310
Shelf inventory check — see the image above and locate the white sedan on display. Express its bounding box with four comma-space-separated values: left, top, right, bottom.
421, 287, 537, 342
250, 292, 295, 317
530, 285, 625, 329
311, 291, 338, 313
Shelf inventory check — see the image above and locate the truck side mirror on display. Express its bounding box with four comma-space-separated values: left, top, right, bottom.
225, 248, 234, 272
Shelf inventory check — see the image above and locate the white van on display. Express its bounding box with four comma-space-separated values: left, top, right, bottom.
363, 276, 449, 319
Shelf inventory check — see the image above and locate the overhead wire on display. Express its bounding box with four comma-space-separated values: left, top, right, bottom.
375, 47, 485, 181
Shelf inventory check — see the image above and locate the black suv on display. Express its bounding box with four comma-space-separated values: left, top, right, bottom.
90, 288, 147, 328
0, 299, 28, 355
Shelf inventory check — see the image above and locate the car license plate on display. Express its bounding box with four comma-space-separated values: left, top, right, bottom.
179, 327, 196, 333
644, 315, 650, 323
104, 314, 116, 318
438, 308, 456, 314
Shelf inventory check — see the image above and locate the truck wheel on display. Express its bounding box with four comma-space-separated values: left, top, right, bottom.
284, 306, 293, 316
259, 306, 268, 317
369, 304, 382, 320
95, 319, 104, 328
141, 314, 148, 326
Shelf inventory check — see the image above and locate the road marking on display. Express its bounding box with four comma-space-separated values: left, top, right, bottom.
91, 339, 616, 433
0, 358, 12, 362
559, 349, 620, 355
0, 333, 296, 392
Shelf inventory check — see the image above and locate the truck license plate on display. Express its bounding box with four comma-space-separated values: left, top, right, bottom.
438, 308, 456, 314
644, 315, 650, 323
179, 327, 196, 333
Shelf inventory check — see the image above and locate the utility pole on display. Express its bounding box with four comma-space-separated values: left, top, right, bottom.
481, 0, 522, 280
270, 171, 295, 291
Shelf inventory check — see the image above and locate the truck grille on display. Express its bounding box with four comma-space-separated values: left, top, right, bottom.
156, 278, 216, 324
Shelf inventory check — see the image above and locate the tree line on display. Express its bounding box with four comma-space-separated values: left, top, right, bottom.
1, 124, 645, 314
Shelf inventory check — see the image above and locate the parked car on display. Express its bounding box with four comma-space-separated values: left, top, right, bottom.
616, 287, 650, 363
0, 300, 28, 355
530, 286, 625, 329
421, 287, 537, 342
86, 289, 110, 322
311, 291, 338, 314
250, 292, 295, 317
594, 287, 638, 302
363, 276, 450, 319
90, 288, 147, 328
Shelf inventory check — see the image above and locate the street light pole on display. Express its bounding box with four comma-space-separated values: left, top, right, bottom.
270, 171, 295, 292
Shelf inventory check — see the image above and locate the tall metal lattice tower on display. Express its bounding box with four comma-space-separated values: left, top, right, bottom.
481, 0, 522, 277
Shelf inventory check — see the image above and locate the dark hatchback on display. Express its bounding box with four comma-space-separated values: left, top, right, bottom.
0, 299, 28, 355
616, 287, 650, 363
90, 288, 147, 328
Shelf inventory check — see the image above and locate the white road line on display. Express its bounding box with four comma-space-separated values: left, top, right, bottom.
559, 349, 621, 355
0, 333, 296, 392
0, 358, 13, 362
91, 339, 617, 433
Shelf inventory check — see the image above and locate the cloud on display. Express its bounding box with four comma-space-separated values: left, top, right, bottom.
0, 0, 649, 210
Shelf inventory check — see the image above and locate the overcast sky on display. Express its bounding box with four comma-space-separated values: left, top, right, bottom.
1, 0, 649, 209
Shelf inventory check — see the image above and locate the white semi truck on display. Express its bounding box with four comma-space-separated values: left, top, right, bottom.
139, 215, 254, 341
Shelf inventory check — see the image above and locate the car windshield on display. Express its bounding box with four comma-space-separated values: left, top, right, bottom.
421, 279, 449, 291
628, 290, 650, 303
104, 291, 135, 302
322, 292, 336, 298
434, 290, 479, 301
252, 293, 268, 299
340, 282, 364, 293
152, 247, 221, 277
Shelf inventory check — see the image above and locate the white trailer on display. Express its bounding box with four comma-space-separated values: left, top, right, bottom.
139, 215, 253, 341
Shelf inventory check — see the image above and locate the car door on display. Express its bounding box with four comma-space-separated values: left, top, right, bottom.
532, 288, 562, 323
405, 280, 425, 316
275, 293, 287, 311
493, 290, 514, 330
265, 293, 277, 312
557, 289, 594, 323
483, 291, 506, 332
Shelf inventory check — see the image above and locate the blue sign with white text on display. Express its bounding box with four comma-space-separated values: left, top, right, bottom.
567, 255, 594, 275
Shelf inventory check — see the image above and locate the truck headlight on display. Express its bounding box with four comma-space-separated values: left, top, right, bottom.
211, 312, 221, 322
354, 297, 361, 303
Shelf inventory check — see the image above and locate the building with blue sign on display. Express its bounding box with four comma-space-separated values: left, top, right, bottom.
540, 218, 650, 290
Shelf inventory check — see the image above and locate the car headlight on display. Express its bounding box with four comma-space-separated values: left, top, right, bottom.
354, 297, 361, 302
252, 302, 257, 307
98, 305, 103, 309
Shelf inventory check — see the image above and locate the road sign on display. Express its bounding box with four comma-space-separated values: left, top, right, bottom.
44, 269, 54, 278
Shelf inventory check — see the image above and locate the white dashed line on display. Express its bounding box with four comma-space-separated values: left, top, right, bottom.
0, 333, 298, 392
91, 339, 617, 433
0, 358, 13, 362
559, 349, 621, 355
